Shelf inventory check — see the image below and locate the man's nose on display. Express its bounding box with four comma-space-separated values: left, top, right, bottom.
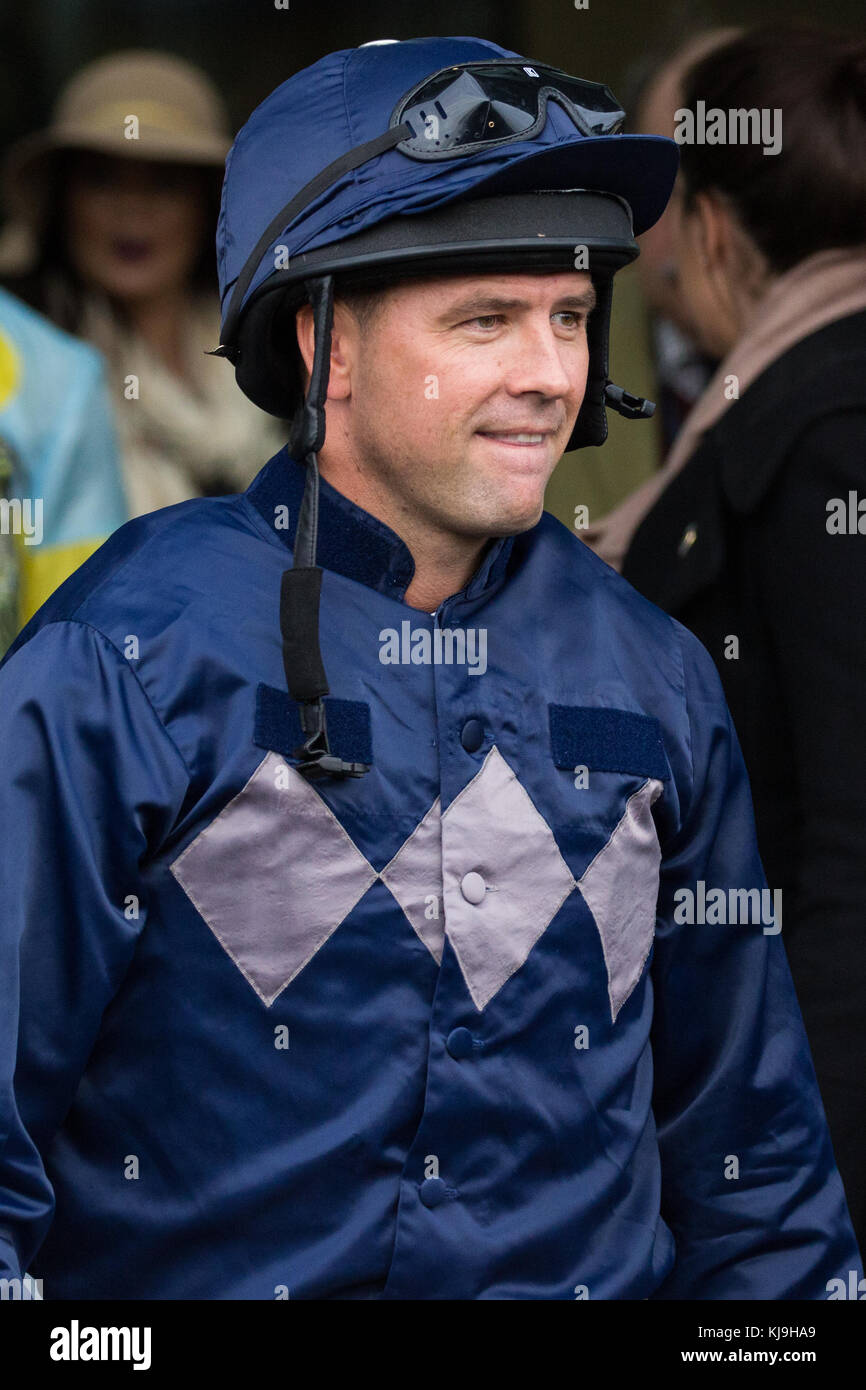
502, 321, 580, 399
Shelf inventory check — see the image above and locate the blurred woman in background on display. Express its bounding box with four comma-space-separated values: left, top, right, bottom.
1, 49, 284, 516
614, 24, 866, 1249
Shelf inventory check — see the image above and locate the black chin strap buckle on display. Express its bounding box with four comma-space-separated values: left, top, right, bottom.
292, 698, 370, 781
604, 381, 656, 420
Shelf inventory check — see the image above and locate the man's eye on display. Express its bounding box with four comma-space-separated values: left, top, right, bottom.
461, 312, 585, 330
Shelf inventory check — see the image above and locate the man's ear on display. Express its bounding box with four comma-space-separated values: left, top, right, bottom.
295, 301, 354, 401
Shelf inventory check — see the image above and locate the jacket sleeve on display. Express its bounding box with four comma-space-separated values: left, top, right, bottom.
0, 618, 189, 1278
648, 622, 862, 1299
751, 412, 866, 1245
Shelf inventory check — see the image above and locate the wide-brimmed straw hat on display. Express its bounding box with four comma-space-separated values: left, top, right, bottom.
3, 49, 231, 231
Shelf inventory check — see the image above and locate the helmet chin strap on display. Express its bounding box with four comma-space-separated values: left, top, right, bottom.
280, 273, 371, 780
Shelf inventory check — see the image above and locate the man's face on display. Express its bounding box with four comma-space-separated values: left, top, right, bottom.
321, 269, 594, 542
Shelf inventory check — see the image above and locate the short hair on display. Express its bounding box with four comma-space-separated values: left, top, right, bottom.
295, 280, 388, 393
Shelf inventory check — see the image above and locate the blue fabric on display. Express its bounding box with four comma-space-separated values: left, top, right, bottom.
255, 684, 373, 765
549, 704, 670, 780
217, 37, 679, 327
0, 446, 860, 1299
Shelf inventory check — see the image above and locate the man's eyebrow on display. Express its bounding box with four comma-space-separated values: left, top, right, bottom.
436, 287, 598, 321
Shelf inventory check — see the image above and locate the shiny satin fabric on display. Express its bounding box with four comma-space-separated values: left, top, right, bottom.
0, 446, 860, 1298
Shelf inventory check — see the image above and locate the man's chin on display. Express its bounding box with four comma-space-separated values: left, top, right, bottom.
500, 472, 554, 523
475, 491, 547, 538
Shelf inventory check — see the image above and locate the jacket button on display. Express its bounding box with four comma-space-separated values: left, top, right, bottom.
419, 1177, 449, 1208
677, 523, 698, 557
446, 1027, 475, 1059
460, 871, 486, 904
460, 718, 484, 752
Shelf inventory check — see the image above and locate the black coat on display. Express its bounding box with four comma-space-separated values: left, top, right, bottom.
623, 308, 866, 1252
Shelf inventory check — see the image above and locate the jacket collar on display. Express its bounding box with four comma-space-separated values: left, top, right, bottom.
246, 445, 516, 604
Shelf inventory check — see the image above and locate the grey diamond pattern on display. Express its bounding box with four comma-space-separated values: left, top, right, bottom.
380, 796, 444, 963
439, 746, 577, 1010
170, 751, 378, 1006
170, 747, 663, 1018
576, 778, 664, 1022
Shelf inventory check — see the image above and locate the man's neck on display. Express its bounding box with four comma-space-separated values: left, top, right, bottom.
403, 556, 485, 613
318, 454, 489, 611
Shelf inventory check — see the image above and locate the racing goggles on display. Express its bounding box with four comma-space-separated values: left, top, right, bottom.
391, 60, 626, 159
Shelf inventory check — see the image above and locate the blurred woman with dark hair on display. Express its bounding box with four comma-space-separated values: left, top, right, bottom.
609, 24, 866, 1247
0, 50, 284, 516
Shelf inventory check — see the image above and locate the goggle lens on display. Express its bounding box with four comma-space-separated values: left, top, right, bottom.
393, 62, 625, 157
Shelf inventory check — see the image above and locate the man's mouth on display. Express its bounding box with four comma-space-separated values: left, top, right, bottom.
476, 430, 553, 447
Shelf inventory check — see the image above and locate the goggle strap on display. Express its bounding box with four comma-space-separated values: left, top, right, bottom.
220, 122, 413, 351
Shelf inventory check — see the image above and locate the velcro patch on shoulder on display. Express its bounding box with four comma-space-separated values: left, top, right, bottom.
548, 704, 670, 781
254, 684, 373, 765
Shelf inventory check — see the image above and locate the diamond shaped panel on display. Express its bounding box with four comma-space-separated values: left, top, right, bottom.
440, 745, 576, 1010
380, 796, 444, 963
170, 752, 378, 1006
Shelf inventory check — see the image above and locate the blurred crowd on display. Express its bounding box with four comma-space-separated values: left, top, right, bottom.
0, 24, 864, 1251
0, 50, 284, 640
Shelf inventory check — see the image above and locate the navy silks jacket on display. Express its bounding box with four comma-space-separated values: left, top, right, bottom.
0, 447, 860, 1299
